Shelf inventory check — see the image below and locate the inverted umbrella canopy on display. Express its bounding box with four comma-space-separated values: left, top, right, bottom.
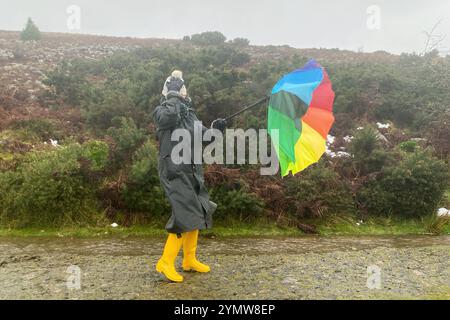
268, 60, 335, 176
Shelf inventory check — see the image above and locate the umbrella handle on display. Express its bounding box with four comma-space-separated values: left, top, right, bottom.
224, 96, 270, 122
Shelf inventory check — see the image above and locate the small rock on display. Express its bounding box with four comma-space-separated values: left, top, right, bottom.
282, 277, 297, 285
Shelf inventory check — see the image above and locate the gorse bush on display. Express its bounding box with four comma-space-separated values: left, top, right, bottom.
85, 93, 138, 132
121, 139, 169, 215
81, 140, 109, 171
9, 118, 60, 142
349, 127, 390, 175
44, 61, 97, 106
20, 18, 41, 41
285, 163, 356, 218
211, 186, 264, 221
107, 117, 146, 165
0, 141, 108, 227
358, 150, 449, 217
190, 31, 227, 46
230, 38, 250, 47
398, 140, 418, 153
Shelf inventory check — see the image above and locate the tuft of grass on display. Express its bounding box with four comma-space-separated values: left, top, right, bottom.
315, 213, 450, 236
423, 215, 450, 235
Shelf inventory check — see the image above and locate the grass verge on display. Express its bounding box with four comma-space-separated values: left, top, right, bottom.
0, 214, 448, 238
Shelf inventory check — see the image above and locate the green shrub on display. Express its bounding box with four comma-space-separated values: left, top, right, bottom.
107, 117, 146, 165
121, 139, 169, 214
0, 142, 106, 227
358, 151, 449, 217
44, 61, 96, 106
398, 140, 418, 153
285, 163, 355, 217
210, 187, 264, 221
349, 127, 390, 175
20, 18, 41, 41
81, 140, 109, 171
9, 118, 60, 142
85, 96, 134, 132
190, 31, 226, 45
231, 38, 250, 46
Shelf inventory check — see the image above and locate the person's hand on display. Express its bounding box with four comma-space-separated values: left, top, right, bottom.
184, 96, 192, 105
211, 118, 227, 132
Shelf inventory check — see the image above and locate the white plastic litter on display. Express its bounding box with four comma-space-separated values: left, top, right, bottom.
111, 223, 119, 228
357, 127, 364, 130
437, 208, 449, 217
50, 139, 58, 147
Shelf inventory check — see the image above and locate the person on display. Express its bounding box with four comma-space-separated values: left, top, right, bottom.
153, 70, 223, 282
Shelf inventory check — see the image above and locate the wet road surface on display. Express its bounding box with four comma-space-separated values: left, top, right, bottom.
0, 236, 449, 299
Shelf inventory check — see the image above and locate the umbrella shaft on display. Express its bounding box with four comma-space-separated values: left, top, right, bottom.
224, 96, 270, 121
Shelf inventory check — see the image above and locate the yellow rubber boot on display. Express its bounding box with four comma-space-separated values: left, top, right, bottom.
156, 233, 184, 282
182, 230, 210, 273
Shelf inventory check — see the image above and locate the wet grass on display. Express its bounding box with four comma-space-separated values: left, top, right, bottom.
316, 214, 450, 236
0, 215, 448, 238
0, 219, 302, 238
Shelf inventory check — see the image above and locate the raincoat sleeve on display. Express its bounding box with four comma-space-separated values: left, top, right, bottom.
153, 104, 179, 130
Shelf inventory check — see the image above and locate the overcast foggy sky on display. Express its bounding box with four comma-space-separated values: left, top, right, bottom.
0, 0, 449, 54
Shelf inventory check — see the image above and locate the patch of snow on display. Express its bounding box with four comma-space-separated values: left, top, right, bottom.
326, 135, 335, 145
325, 149, 351, 159
343, 135, 354, 143
376, 122, 390, 129
336, 151, 351, 158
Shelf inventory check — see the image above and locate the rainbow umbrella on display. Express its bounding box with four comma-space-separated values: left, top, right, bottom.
268, 60, 335, 176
